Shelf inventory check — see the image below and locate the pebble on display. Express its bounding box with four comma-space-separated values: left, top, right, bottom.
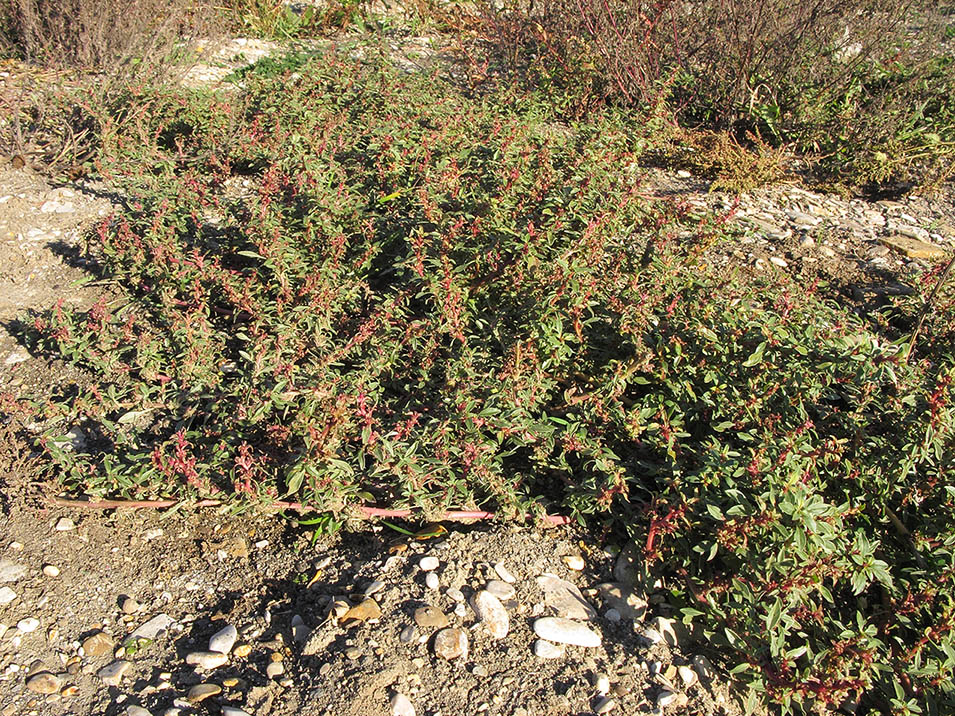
446, 587, 465, 602
42, 565, 60, 577
494, 563, 516, 583
470, 591, 509, 639
657, 691, 688, 709
604, 608, 621, 622
650, 616, 679, 646
0, 586, 16, 604
221, 708, 252, 716
532, 617, 601, 647
678, 664, 697, 687
121, 596, 140, 614
82, 631, 114, 657
185, 651, 228, 670
563, 555, 585, 570
208, 624, 237, 654
425, 572, 440, 590
533, 639, 565, 659
0, 560, 27, 582
432, 627, 469, 660
125, 614, 174, 645
391, 693, 416, 716
97, 660, 131, 686
25, 672, 63, 694
536, 574, 597, 621
291, 614, 309, 642
17, 617, 40, 633
595, 583, 647, 622
484, 580, 515, 600
266, 661, 285, 678
595, 675, 610, 696
126, 707, 152, 716
399, 625, 417, 643
414, 606, 450, 630
54, 518, 75, 531
595, 697, 616, 714
363, 580, 385, 597
418, 556, 439, 571
769, 256, 788, 268
692, 654, 715, 682
186, 683, 222, 703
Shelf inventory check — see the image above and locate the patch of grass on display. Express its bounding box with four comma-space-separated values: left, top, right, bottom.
11, 46, 955, 714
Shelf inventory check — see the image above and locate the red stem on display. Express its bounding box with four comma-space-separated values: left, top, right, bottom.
47, 497, 573, 525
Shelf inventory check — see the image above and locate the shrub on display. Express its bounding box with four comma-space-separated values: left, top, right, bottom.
17, 51, 955, 712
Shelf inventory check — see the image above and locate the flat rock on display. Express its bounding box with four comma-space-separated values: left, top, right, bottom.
536, 574, 597, 621
595, 583, 647, 622
17, 617, 39, 633
880, 235, 946, 259
82, 631, 114, 657
126, 707, 152, 716
26, 671, 63, 694
418, 556, 439, 571
125, 614, 174, 645
339, 599, 381, 626
0, 560, 27, 583
532, 639, 565, 659
97, 660, 131, 686
208, 624, 237, 654
484, 580, 515, 600
470, 590, 509, 639
222, 708, 252, 716
0, 586, 16, 604
187, 683, 222, 703
54, 517, 75, 531
433, 627, 469, 660
414, 606, 449, 630
185, 651, 228, 669
532, 617, 601, 647
494, 563, 516, 583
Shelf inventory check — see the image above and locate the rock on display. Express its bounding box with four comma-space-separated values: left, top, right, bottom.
563, 555, 585, 571
484, 580, 515, 600
418, 556, 439, 571
42, 565, 60, 577
604, 609, 621, 623
291, 614, 309, 642
769, 256, 788, 268
302, 626, 336, 656
0, 586, 16, 604
650, 616, 679, 646
536, 574, 597, 621
221, 708, 252, 716
125, 614, 174, 645
595, 583, 647, 622
126, 707, 152, 716
494, 563, 516, 583
17, 617, 39, 633
186, 683, 221, 703
121, 596, 140, 614
208, 624, 237, 654
233, 643, 253, 658
185, 651, 228, 670
656, 690, 688, 709
880, 235, 946, 259
692, 654, 715, 683
363, 580, 385, 597
678, 665, 697, 687
446, 587, 465, 602
532, 618, 601, 647
433, 627, 469, 660
143, 528, 164, 541
339, 599, 381, 627
595, 675, 610, 695
0, 560, 27, 583
414, 606, 449, 630
533, 639, 565, 659
26, 672, 63, 694
470, 591, 509, 639
391, 693, 416, 716
595, 697, 616, 714
54, 517, 75, 531
82, 631, 114, 657
97, 660, 131, 686
266, 661, 284, 678
425, 572, 439, 590
399, 625, 416, 643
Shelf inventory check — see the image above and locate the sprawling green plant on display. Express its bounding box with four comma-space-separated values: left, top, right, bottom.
17, 50, 955, 713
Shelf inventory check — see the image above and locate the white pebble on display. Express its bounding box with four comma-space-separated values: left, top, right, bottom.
494, 563, 516, 583
391, 693, 416, 716
54, 518, 75, 531
418, 556, 439, 571
0, 586, 16, 604
425, 572, 439, 590
17, 617, 40, 633
42, 565, 60, 577
563, 555, 585, 570
208, 624, 237, 654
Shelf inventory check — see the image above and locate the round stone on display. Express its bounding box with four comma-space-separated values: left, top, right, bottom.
418, 556, 439, 571
391, 692, 416, 716
185, 651, 228, 670
121, 597, 140, 614
266, 661, 284, 679
186, 683, 222, 703
42, 565, 60, 577
82, 631, 114, 657
26, 672, 63, 694
563, 555, 585, 570
17, 617, 40, 633
97, 660, 131, 686
433, 627, 468, 660
493, 563, 516, 583
425, 572, 439, 590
